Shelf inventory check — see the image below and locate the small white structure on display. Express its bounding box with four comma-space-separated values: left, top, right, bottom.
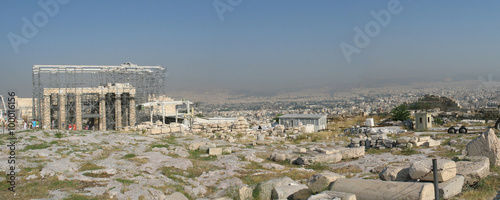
279, 114, 327, 132
415, 112, 433, 130
365, 118, 375, 127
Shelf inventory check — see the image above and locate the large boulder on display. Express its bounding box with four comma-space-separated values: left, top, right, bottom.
456, 156, 490, 185
409, 159, 456, 182
307, 172, 346, 193
330, 179, 434, 200
271, 152, 291, 162
466, 128, 500, 166
379, 165, 411, 181
271, 184, 309, 200
254, 177, 298, 200
438, 175, 464, 199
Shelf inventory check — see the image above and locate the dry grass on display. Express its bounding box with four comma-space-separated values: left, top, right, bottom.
332, 164, 362, 175
79, 162, 104, 171
82, 172, 113, 178
0, 176, 107, 200
427, 146, 462, 158
453, 166, 500, 200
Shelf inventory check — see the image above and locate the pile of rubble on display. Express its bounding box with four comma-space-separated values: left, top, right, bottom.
133, 121, 189, 136
245, 155, 492, 200
191, 122, 232, 133
350, 134, 441, 149
270, 146, 365, 166
233, 116, 250, 132
190, 116, 250, 134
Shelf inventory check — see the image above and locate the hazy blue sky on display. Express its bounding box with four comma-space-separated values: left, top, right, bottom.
1, 0, 499, 97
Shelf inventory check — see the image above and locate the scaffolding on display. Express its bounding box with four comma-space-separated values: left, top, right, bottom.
32, 62, 166, 130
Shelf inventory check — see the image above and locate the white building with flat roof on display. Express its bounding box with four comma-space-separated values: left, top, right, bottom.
278, 114, 327, 132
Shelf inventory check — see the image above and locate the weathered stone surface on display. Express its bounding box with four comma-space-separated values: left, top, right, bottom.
397, 137, 411, 144
419, 136, 432, 142
307, 191, 356, 200
271, 184, 308, 200
165, 192, 189, 200
316, 148, 339, 155
330, 179, 434, 200
139, 152, 193, 173
188, 142, 206, 150
311, 153, 342, 164
379, 166, 411, 181
199, 143, 216, 152
340, 147, 365, 160
254, 177, 298, 200
438, 175, 464, 199
291, 188, 313, 200
238, 185, 253, 200
424, 139, 441, 147
262, 163, 285, 170
456, 156, 490, 185
271, 152, 291, 162
307, 172, 346, 193
245, 154, 264, 163
209, 148, 222, 156
40, 158, 79, 178
466, 128, 500, 166
409, 159, 456, 182
222, 147, 232, 154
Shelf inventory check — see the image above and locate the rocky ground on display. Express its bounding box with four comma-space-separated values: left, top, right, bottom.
0, 128, 498, 200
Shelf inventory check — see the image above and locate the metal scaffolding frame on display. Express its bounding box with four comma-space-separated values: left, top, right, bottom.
32, 62, 166, 129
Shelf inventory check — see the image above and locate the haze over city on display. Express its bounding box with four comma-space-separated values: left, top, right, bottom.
1, 0, 499, 97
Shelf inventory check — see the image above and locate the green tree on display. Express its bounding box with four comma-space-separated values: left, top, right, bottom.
434, 117, 444, 125
391, 105, 411, 121
272, 114, 283, 123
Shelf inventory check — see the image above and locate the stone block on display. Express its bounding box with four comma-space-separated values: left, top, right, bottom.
150, 128, 161, 135
409, 159, 456, 182
307, 172, 345, 193
424, 139, 441, 147
419, 136, 432, 142
271, 184, 308, 200
456, 156, 490, 185
379, 166, 411, 181
208, 148, 222, 156
340, 147, 365, 160
254, 177, 298, 200
311, 153, 342, 164
439, 175, 464, 199
330, 179, 433, 200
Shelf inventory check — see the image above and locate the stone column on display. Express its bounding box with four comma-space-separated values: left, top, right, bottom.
59, 94, 66, 129
42, 94, 51, 129
115, 93, 122, 130
75, 92, 82, 131
129, 94, 136, 127
99, 93, 106, 131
